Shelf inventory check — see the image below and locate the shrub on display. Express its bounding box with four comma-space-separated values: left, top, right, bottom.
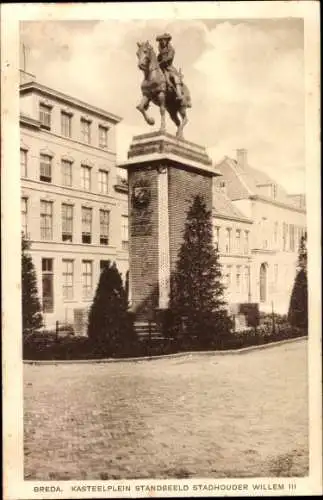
170, 195, 230, 347
288, 235, 308, 330
23, 334, 92, 360
87, 261, 135, 355
21, 235, 43, 335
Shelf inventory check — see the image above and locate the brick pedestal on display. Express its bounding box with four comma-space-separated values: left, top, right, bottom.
119, 132, 220, 321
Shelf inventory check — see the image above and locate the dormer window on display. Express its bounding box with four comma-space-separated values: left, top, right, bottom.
39, 103, 52, 130
98, 125, 109, 148
81, 118, 91, 144
61, 111, 72, 138
271, 184, 277, 199
219, 180, 226, 193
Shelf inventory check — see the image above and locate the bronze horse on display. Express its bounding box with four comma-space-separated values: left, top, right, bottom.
136, 41, 191, 138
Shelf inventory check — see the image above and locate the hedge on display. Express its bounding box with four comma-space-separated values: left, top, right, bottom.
23, 322, 307, 361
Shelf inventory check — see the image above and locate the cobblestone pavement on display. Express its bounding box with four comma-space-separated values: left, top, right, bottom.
24, 340, 308, 480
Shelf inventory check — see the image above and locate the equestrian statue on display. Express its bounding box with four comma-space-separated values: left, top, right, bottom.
136, 33, 191, 138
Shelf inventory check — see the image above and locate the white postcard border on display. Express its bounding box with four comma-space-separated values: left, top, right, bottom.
1, 2, 321, 498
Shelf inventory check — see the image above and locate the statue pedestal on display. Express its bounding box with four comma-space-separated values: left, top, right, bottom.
119, 131, 220, 321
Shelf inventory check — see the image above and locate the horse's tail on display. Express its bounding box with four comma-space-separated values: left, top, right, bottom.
183, 84, 192, 108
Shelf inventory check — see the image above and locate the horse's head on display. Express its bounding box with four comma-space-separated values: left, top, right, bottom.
136, 41, 153, 71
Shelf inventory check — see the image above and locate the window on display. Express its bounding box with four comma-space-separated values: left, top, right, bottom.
274, 264, 279, 286
121, 215, 129, 250
81, 118, 91, 144
21, 198, 28, 237
236, 266, 241, 293
61, 111, 72, 138
61, 159, 72, 187
244, 230, 249, 254
235, 229, 241, 253
40, 201, 53, 240
98, 170, 109, 194
262, 217, 268, 249
259, 263, 267, 303
20, 149, 27, 177
81, 165, 91, 191
62, 260, 74, 300
62, 204, 73, 242
295, 226, 300, 249
100, 209, 110, 245
225, 266, 232, 288
244, 266, 250, 297
283, 222, 288, 251
219, 180, 226, 193
100, 260, 109, 272
40, 154, 52, 183
42, 258, 54, 313
274, 221, 278, 244
225, 228, 231, 254
82, 260, 93, 299
39, 103, 52, 129
98, 125, 108, 148
82, 207, 92, 244
214, 226, 220, 250
289, 224, 295, 251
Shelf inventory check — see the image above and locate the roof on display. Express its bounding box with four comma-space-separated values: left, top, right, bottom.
215, 156, 306, 212
215, 157, 252, 200
213, 189, 252, 223
20, 81, 122, 124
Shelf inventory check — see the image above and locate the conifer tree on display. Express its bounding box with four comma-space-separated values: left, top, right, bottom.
21, 235, 43, 335
288, 233, 308, 330
170, 195, 231, 346
87, 261, 131, 353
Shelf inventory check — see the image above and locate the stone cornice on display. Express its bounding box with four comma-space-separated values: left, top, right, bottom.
251, 248, 277, 254
120, 133, 221, 177
19, 114, 41, 129
249, 194, 306, 214
212, 211, 253, 224
128, 132, 213, 167
20, 81, 122, 124
120, 152, 220, 177
114, 183, 129, 193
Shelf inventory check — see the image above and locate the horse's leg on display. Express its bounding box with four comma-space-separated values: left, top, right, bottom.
157, 91, 166, 133
176, 106, 188, 138
136, 95, 155, 126
168, 108, 180, 132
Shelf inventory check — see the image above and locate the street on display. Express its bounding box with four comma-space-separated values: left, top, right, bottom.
24, 339, 308, 479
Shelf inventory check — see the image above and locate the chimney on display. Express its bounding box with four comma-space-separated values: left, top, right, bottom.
236, 148, 248, 168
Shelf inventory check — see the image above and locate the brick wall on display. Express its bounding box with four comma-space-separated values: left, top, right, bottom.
168, 166, 213, 273
128, 163, 213, 320
128, 167, 159, 319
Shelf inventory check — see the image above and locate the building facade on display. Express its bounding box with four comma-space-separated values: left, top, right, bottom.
20, 74, 129, 332
212, 187, 253, 312
20, 72, 306, 333
215, 149, 307, 315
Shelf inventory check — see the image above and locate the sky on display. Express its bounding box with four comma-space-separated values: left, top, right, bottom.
20, 18, 305, 193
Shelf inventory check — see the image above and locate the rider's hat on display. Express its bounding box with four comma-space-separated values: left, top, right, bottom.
156, 33, 172, 42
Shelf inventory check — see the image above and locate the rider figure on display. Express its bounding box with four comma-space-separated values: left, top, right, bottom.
156, 33, 183, 102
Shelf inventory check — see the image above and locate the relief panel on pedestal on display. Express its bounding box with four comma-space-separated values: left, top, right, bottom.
130, 176, 153, 236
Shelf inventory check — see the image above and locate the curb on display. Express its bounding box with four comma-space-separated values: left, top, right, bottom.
24, 336, 307, 366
